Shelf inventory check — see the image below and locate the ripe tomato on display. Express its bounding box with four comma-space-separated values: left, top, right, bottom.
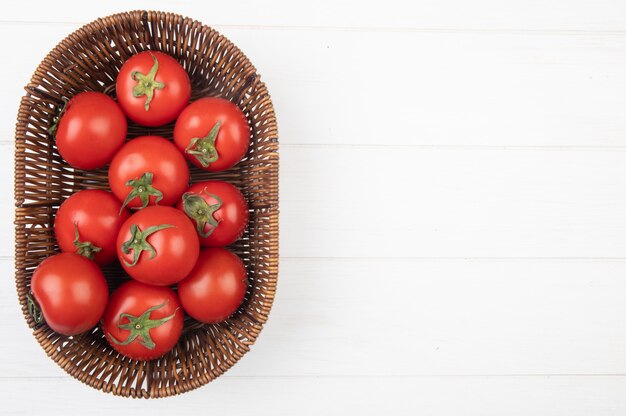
54, 190, 130, 266
102, 280, 183, 360
52, 92, 127, 170
174, 97, 250, 172
30, 253, 108, 336
116, 51, 191, 127
178, 248, 247, 323
117, 206, 199, 286
176, 180, 249, 247
108, 136, 189, 211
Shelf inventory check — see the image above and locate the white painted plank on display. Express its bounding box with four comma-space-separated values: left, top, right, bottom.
3, 0, 626, 32
1, 142, 15, 253
3, 25, 626, 147
5, 257, 626, 378
2, 376, 626, 416
279, 147, 626, 258
7, 146, 626, 258
233, 29, 626, 148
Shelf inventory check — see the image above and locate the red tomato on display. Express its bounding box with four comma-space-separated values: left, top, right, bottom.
52, 92, 127, 170
30, 253, 108, 336
117, 206, 199, 286
176, 180, 249, 247
54, 190, 130, 266
116, 51, 191, 127
178, 248, 248, 323
174, 97, 250, 172
108, 136, 189, 211
102, 280, 183, 360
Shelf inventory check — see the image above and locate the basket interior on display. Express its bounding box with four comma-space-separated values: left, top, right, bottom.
14, 10, 278, 398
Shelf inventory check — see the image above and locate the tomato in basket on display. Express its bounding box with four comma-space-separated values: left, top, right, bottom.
54, 190, 130, 266
176, 180, 249, 247
116, 51, 191, 127
102, 280, 183, 360
116, 206, 199, 286
51, 91, 127, 170
178, 248, 248, 323
108, 135, 189, 211
174, 97, 250, 172
30, 253, 108, 336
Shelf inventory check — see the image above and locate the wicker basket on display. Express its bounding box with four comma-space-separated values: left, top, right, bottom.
14, 10, 278, 398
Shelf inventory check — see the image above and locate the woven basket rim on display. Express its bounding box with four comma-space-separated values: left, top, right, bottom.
14, 9, 279, 398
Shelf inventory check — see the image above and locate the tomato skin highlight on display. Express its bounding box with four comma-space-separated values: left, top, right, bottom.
102, 280, 183, 361
54, 190, 130, 265
178, 248, 248, 323
176, 180, 249, 247
108, 136, 190, 210
31, 253, 108, 336
174, 97, 250, 172
55, 92, 127, 170
116, 51, 191, 127
116, 206, 200, 286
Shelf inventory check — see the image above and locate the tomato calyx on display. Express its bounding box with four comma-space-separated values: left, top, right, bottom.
26, 292, 44, 324
185, 120, 222, 167
120, 172, 163, 213
131, 52, 165, 111
47, 98, 69, 138
121, 223, 174, 267
182, 189, 223, 238
73, 223, 102, 260
107, 302, 178, 350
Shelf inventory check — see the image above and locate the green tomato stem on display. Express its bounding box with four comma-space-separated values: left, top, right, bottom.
181, 189, 223, 238
120, 172, 163, 213
185, 120, 222, 168
120, 223, 174, 267
47, 98, 69, 138
27, 293, 43, 324
131, 52, 165, 111
73, 222, 102, 260
107, 302, 178, 350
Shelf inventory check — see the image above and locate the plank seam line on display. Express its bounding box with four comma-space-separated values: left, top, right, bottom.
8, 142, 626, 151
6, 256, 626, 262
2, 20, 626, 36
6, 374, 626, 380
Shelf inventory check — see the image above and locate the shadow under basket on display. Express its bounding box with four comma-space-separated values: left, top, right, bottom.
13, 10, 279, 398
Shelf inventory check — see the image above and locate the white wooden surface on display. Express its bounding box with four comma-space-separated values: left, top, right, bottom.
2, 1, 626, 414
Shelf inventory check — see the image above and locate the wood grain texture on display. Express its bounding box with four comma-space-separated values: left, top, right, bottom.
2, 24, 626, 147
2, 0, 626, 31
3, 376, 626, 416
278, 147, 626, 258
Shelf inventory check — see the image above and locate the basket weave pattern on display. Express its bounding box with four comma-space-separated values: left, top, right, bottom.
14, 10, 278, 398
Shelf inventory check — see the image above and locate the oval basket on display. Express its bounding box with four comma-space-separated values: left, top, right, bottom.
13, 10, 278, 398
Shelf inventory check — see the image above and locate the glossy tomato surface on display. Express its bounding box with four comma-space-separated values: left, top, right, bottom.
176, 180, 249, 247
116, 51, 190, 127
55, 92, 127, 170
31, 253, 108, 335
102, 280, 183, 360
174, 97, 250, 172
117, 206, 199, 285
178, 248, 248, 323
54, 190, 130, 265
108, 136, 189, 211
